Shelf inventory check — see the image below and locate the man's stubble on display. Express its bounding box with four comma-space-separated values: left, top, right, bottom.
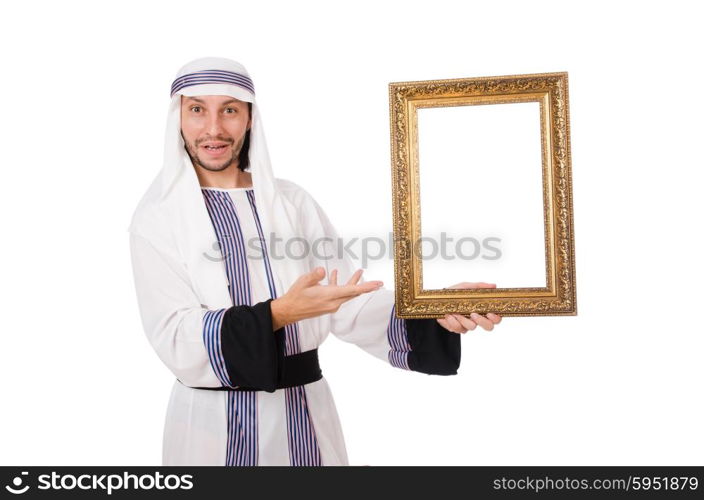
182, 132, 248, 172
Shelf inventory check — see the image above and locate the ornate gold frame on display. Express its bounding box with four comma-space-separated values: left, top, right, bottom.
389, 72, 577, 318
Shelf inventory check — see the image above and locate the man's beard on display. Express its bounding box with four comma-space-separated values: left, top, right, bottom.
183, 133, 247, 172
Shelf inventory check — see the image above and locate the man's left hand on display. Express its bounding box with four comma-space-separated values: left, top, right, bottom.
436, 282, 502, 334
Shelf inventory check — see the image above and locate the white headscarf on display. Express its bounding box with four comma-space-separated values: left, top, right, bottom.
128, 57, 308, 308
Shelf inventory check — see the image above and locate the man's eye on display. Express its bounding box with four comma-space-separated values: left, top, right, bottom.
190, 106, 201, 112
225, 108, 237, 114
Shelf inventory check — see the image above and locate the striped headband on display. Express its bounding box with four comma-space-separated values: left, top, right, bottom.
170, 69, 255, 97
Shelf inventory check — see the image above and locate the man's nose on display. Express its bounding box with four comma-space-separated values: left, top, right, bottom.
205, 114, 226, 135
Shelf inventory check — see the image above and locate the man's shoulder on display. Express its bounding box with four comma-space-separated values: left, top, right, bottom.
275, 177, 314, 204
127, 173, 178, 255
275, 177, 304, 193
128, 174, 162, 233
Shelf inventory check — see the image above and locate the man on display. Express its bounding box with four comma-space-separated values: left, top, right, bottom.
128, 57, 501, 466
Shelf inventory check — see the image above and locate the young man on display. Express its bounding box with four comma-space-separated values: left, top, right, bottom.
128, 57, 501, 466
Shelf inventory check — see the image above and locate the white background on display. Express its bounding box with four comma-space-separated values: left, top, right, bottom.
1, 0, 702, 466
418, 102, 546, 289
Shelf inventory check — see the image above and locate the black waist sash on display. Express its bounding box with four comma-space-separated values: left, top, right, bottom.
178, 348, 322, 391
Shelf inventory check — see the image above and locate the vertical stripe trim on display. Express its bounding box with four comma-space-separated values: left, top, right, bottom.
387, 304, 411, 370
245, 190, 301, 355
285, 386, 322, 466
202, 189, 258, 466
226, 391, 258, 466
244, 189, 321, 466
202, 308, 236, 387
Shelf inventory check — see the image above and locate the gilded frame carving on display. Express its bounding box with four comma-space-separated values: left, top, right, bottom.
389, 72, 577, 318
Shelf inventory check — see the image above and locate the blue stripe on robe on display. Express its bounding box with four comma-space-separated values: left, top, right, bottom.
245, 190, 302, 356
387, 304, 411, 370
202, 308, 232, 387
202, 189, 258, 466
244, 189, 321, 466
201, 188, 322, 466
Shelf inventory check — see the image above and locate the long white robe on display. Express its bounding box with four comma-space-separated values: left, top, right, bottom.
129, 179, 459, 466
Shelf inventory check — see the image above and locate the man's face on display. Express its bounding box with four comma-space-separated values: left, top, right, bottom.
180, 95, 251, 172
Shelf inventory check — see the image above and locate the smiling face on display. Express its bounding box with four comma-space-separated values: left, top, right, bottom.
180, 95, 252, 172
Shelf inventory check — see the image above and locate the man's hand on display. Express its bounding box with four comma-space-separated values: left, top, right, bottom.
270, 267, 382, 330
436, 282, 502, 334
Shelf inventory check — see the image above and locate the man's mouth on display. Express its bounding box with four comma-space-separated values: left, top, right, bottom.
200, 143, 230, 156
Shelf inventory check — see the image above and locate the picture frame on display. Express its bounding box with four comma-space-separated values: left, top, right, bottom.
388, 72, 577, 318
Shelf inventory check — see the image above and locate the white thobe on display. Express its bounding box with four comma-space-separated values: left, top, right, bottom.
129, 182, 459, 466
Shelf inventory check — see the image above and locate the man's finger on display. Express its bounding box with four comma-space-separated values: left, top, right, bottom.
345, 269, 364, 286
328, 268, 338, 286
446, 282, 497, 289
330, 281, 383, 300
441, 314, 467, 333
302, 267, 326, 286
487, 313, 502, 324
329, 283, 384, 311
470, 312, 494, 331
451, 314, 476, 331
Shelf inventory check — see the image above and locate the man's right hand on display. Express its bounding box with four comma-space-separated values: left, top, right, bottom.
270, 267, 383, 331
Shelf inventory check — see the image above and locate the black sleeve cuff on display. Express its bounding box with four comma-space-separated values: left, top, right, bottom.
220, 298, 286, 392
405, 318, 462, 376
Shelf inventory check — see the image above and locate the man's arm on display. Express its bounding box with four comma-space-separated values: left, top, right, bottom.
289, 183, 461, 375
129, 232, 285, 391
330, 287, 462, 375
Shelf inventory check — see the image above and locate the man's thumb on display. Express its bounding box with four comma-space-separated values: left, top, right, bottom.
301, 266, 325, 286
